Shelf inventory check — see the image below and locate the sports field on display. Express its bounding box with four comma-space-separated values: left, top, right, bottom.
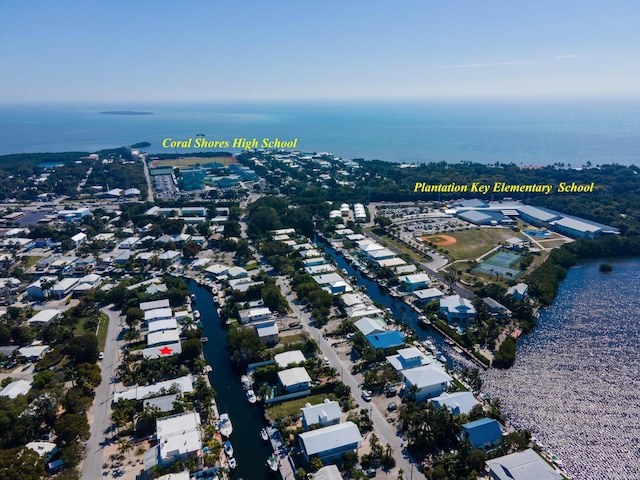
421, 228, 516, 261
153, 156, 236, 169
474, 251, 525, 279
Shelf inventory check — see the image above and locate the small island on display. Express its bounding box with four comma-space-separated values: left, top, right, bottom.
99, 110, 153, 115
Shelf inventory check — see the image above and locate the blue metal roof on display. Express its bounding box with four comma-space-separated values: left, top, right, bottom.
462, 417, 502, 448
366, 330, 405, 349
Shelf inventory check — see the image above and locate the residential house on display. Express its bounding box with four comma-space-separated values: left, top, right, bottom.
430, 391, 479, 416
507, 283, 528, 301
402, 364, 453, 402
300, 399, 342, 430
298, 421, 362, 463
485, 448, 563, 480
256, 322, 279, 346
398, 273, 431, 291
278, 367, 312, 393
144, 412, 202, 472
461, 418, 503, 451
386, 346, 432, 373
274, 350, 306, 368
366, 330, 405, 350
439, 295, 477, 323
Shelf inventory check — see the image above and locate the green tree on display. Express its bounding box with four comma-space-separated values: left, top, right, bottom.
54, 413, 90, 447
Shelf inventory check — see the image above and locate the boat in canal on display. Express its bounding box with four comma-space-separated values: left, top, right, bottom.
217, 413, 233, 438
193, 309, 201, 319
266, 454, 279, 472
241, 375, 251, 390
224, 441, 234, 457
228, 456, 237, 470
246, 389, 257, 404
261, 428, 269, 442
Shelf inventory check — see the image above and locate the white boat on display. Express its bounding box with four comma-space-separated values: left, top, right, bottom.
217, 413, 233, 438
190, 293, 196, 302
261, 428, 269, 442
266, 454, 279, 472
241, 375, 251, 390
193, 310, 201, 319
436, 353, 447, 363
224, 441, 234, 457
246, 389, 257, 404
228, 456, 237, 470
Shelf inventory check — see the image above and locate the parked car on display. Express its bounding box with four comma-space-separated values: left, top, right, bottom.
365, 468, 377, 477
98, 352, 104, 360
385, 386, 397, 397
387, 402, 398, 412
361, 390, 372, 402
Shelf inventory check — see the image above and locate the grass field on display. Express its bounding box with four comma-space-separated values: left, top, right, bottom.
433, 228, 517, 261
154, 156, 236, 169
266, 393, 332, 420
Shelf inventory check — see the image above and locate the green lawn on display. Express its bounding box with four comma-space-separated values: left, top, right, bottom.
96, 313, 109, 351
266, 393, 332, 420
280, 334, 305, 344
429, 228, 516, 261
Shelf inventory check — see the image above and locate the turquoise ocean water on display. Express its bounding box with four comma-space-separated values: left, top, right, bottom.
1, 100, 640, 165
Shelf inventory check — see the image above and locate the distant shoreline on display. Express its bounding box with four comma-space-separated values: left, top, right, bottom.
99, 110, 154, 116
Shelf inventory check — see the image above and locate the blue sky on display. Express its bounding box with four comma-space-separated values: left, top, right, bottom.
1, 1, 639, 103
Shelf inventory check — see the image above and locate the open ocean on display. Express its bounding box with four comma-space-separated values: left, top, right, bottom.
1, 99, 640, 166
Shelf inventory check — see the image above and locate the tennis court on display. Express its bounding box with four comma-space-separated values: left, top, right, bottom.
474, 251, 524, 278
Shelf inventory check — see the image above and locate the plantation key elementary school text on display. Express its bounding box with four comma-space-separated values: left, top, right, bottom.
413, 181, 595, 195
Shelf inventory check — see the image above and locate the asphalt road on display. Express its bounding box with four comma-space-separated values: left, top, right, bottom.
82, 305, 123, 480
274, 276, 426, 480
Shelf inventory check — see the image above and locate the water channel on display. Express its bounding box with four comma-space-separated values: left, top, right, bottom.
189, 280, 275, 480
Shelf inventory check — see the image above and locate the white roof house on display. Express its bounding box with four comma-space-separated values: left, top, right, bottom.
274, 350, 307, 368
386, 346, 432, 372
439, 295, 477, 323
278, 367, 312, 393
140, 299, 171, 311
226, 266, 248, 279
114, 376, 193, 402
145, 308, 173, 323
142, 342, 182, 359
144, 412, 202, 471
298, 421, 362, 462
346, 305, 383, 320
399, 273, 431, 291
312, 273, 344, 285
301, 399, 342, 429
486, 448, 563, 480
148, 318, 178, 333
414, 288, 445, 304
354, 317, 386, 336
507, 283, 529, 300
313, 465, 344, 480
0, 379, 31, 399
51, 278, 80, 297
18, 345, 50, 360
430, 391, 479, 416
402, 364, 453, 402
27, 309, 61, 325
147, 329, 181, 347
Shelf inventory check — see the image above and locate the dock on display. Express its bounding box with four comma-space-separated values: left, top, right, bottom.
265, 427, 295, 479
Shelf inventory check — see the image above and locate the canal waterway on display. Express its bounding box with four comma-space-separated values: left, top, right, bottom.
188, 280, 275, 480
482, 259, 640, 480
